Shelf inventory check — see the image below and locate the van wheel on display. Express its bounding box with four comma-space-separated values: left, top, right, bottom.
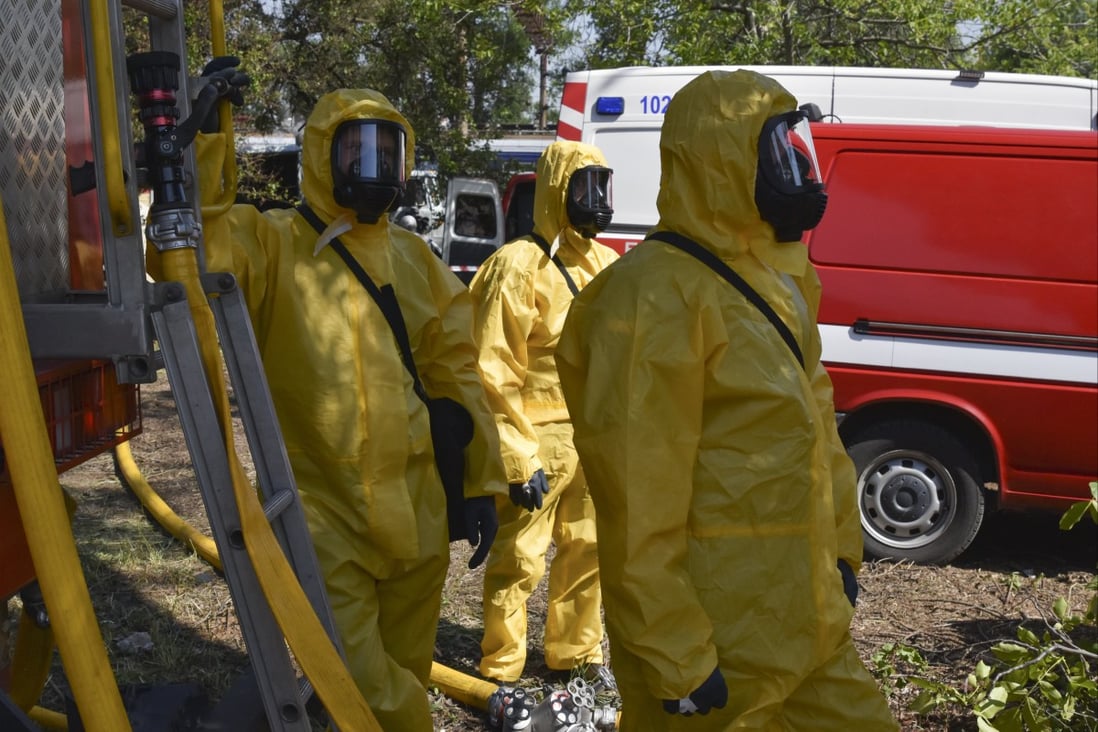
847, 420, 985, 565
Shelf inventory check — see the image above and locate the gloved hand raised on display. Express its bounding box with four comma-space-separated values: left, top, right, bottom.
464, 496, 498, 569
661, 666, 728, 716
196, 56, 250, 133
201, 56, 249, 104
838, 558, 859, 607
508, 468, 550, 511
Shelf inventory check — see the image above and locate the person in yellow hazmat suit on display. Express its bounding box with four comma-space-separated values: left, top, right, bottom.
554, 69, 899, 731
149, 62, 508, 731
470, 141, 619, 688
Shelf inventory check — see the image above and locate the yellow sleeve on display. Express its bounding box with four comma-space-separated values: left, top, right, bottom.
468, 247, 542, 484
413, 243, 508, 500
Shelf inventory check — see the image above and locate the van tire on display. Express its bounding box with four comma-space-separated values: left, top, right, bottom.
847, 420, 985, 565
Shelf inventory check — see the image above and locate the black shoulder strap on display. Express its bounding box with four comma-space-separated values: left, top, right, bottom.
297, 203, 431, 404
647, 230, 804, 369
529, 232, 580, 296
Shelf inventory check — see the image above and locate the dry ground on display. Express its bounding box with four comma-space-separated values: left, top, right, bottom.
4, 375, 1096, 730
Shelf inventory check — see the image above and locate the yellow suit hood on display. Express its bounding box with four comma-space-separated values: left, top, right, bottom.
656, 69, 807, 275
533, 140, 610, 255
300, 88, 417, 225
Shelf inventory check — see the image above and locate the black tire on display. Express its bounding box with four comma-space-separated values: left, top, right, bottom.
847, 420, 985, 565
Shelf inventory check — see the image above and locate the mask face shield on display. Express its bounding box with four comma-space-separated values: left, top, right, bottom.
330, 119, 407, 223
757, 110, 823, 196
331, 119, 407, 186
566, 165, 614, 236
568, 166, 613, 211
754, 110, 828, 242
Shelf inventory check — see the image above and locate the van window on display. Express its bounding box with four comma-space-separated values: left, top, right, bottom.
810, 151, 1097, 284
591, 128, 663, 229
448, 191, 501, 285
453, 193, 497, 239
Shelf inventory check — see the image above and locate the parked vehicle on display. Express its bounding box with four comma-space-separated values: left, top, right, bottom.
439, 177, 505, 285
391, 170, 505, 282
506, 64, 1098, 564
807, 123, 1096, 564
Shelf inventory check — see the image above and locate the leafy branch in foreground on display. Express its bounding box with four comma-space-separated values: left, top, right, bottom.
873, 482, 1098, 731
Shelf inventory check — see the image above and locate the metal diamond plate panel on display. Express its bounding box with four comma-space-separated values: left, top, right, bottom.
0, 0, 69, 299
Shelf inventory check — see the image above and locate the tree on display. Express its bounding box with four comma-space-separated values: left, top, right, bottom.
512, 0, 577, 129
171, 0, 1092, 191
192, 0, 537, 183
970, 0, 1096, 78
567, 0, 1096, 76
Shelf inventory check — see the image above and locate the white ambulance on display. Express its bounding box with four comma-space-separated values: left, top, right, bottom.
542, 65, 1098, 564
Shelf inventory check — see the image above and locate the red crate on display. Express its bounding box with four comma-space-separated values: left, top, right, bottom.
1, 359, 141, 598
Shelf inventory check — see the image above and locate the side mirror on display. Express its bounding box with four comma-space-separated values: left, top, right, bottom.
799, 102, 824, 123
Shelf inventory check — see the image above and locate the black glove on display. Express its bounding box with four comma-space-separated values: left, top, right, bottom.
202, 56, 249, 104
661, 666, 728, 716
463, 496, 498, 569
508, 468, 549, 511
838, 558, 859, 607
196, 56, 250, 133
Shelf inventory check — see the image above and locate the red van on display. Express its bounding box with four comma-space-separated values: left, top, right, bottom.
806, 123, 1097, 563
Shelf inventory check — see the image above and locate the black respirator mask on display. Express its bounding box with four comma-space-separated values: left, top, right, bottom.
754, 110, 828, 242
331, 119, 407, 224
565, 165, 614, 238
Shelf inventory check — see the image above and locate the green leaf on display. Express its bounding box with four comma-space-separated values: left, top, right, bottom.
1060, 500, 1090, 530
992, 642, 1031, 664
979, 715, 1005, 732
989, 685, 1010, 705
1021, 696, 1043, 728
1037, 679, 1062, 702
996, 706, 1025, 732
910, 689, 939, 713
976, 716, 1000, 732
1017, 626, 1040, 645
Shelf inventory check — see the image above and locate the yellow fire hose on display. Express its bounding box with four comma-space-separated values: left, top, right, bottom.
113, 440, 222, 571
28, 705, 69, 730
430, 661, 499, 710
0, 200, 132, 729
119, 448, 507, 713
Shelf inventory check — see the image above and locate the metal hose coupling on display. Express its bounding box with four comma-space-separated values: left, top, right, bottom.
488, 679, 618, 731
488, 685, 537, 730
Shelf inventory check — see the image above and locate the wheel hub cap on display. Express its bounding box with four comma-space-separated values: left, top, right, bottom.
880, 474, 932, 522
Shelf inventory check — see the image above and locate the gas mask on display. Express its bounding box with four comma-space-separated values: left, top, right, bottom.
331, 119, 407, 224
754, 110, 828, 242
565, 165, 614, 238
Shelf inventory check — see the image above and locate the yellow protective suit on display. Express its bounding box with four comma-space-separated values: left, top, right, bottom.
555, 71, 898, 731
152, 89, 507, 731
470, 141, 619, 682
